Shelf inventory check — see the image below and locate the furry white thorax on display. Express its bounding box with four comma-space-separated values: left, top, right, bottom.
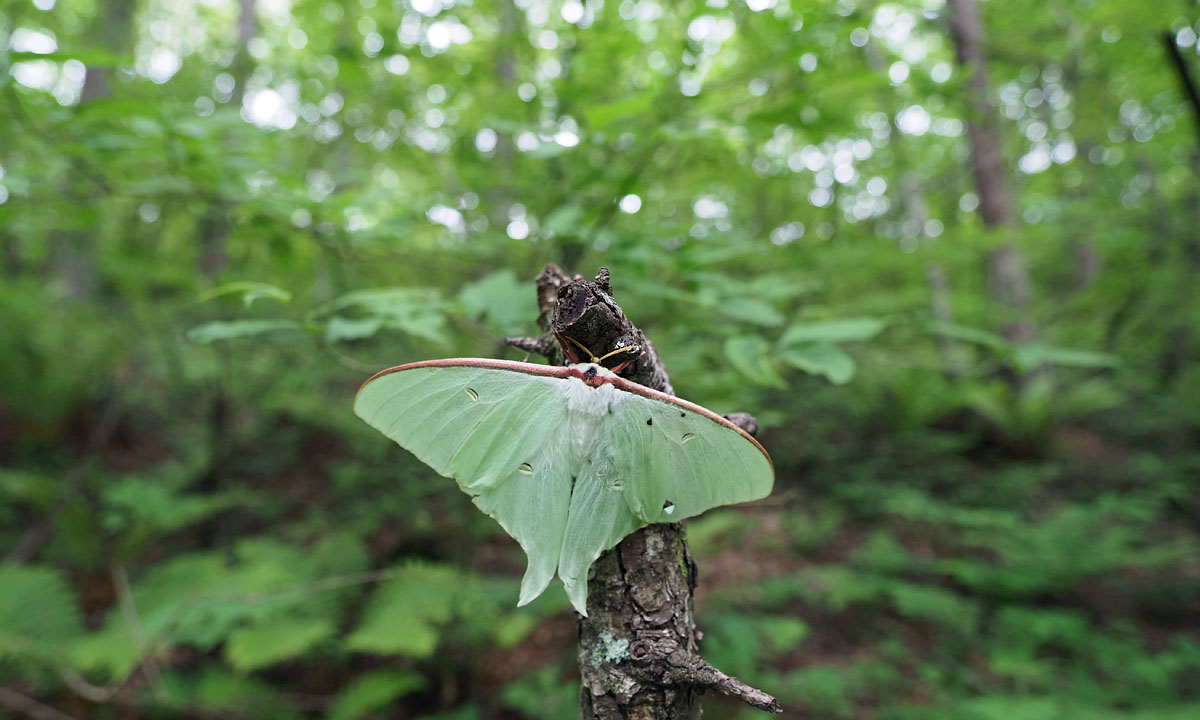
563, 363, 618, 416
563, 363, 621, 462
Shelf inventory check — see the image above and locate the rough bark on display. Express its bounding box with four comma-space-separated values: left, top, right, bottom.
506, 265, 782, 718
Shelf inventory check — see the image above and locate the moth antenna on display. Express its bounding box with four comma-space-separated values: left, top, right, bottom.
609, 346, 643, 374
597, 344, 639, 363
559, 333, 600, 363
556, 332, 585, 363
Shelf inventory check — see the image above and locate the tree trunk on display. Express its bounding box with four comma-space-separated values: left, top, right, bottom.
506, 265, 782, 718
1157, 32, 1200, 386
865, 33, 964, 375
484, 0, 520, 235
193, 0, 257, 551
945, 0, 1035, 346
902, 173, 964, 376
78, 0, 135, 105
51, 0, 136, 300
198, 0, 257, 275
946, 0, 1011, 228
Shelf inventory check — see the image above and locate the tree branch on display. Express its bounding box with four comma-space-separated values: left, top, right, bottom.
664, 654, 785, 713
0, 688, 79, 720
511, 265, 780, 717
1162, 31, 1200, 149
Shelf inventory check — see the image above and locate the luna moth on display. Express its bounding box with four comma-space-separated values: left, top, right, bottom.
354, 342, 774, 615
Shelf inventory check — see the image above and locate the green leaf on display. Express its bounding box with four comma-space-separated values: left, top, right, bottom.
71, 623, 140, 679
724, 335, 787, 387
757, 615, 809, 654
491, 613, 538, 649
527, 142, 574, 159
347, 608, 441, 657
783, 665, 852, 717
102, 477, 244, 534
0, 469, 58, 507
457, 270, 533, 336
718, 298, 786, 327
80, 132, 144, 151
324, 316, 385, 343
780, 318, 885, 345
344, 563, 493, 658
0, 565, 84, 662
686, 510, 748, 557
198, 282, 293, 307
225, 617, 335, 671
8, 49, 133, 66
164, 668, 300, 719
327, 670, 426, 720
1059, 377, 1125, 416
543, 205, 584, 236
886, 581, 979, 636
187, 319, 302, 344
921, 321, 1010, 351
326, 288, 447, 344
499, 665, 577, 719
125, 176, 194, 196
583, 92, 656, 129
1012, 344, 1119, 373
851, 530, 915, 573
780, 342, 856, 385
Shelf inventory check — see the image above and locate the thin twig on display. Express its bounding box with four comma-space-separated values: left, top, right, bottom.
316, 338, 383, 374
202, 566, 409, 606
0, 688, 80, 720
1163, 31, 1200, 148
665, 655, 784, 714
112, 563, 169, 702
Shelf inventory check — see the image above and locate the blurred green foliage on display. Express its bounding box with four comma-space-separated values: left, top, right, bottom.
2, 0, 1200, 718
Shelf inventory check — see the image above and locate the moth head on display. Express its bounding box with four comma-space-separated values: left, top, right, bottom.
557, 334, 642, 374
568, 362, 618, 385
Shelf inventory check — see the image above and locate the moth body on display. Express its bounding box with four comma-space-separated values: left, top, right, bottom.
562, 363, 623, 473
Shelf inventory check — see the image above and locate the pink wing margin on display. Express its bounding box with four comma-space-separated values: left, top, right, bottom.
357, 358, 773, 470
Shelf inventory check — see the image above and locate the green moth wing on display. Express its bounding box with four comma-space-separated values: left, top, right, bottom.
354, 359, 573, 606
606, 381, 775, 526
354, 359, 774, 615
